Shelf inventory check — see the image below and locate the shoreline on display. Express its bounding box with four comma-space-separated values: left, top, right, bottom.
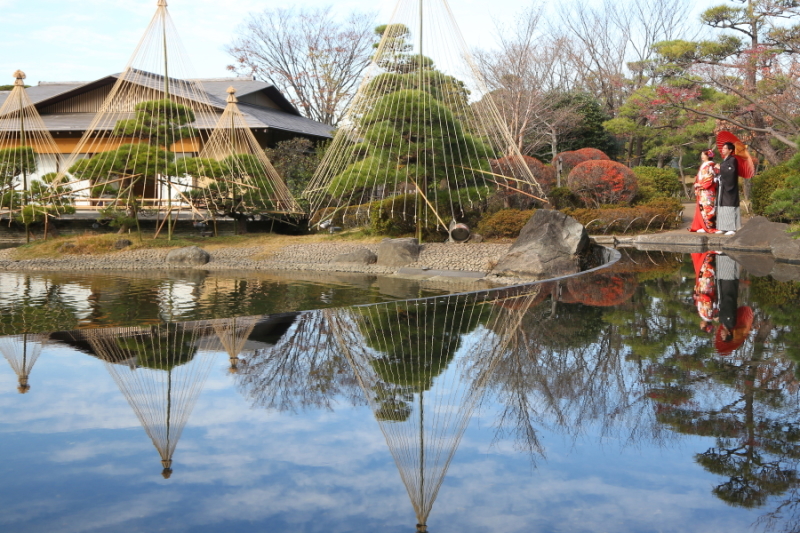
0, 241, 532, 287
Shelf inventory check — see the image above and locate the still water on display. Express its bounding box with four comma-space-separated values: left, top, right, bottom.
1, 251, 799, 533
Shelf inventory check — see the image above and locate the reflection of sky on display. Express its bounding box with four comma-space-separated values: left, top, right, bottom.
0, 341, 761, 533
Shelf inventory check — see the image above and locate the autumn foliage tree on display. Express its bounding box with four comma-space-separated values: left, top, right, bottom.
566, 160, 638, 207
490, 155, 556, 194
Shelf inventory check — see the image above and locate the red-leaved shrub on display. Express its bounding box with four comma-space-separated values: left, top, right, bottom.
490, 155, 555, 193
564, 272, 638, 307
566, 160, 638, 207
553, 151, 590, 176
573, 147, 610, 161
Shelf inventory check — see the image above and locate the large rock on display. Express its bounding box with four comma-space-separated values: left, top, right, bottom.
333, 248, 377, 265
492, 209, 589, 279
723, 216, 800, 264
771, 233, 800, 264
166, 246, 210, 266
376, 238, 420, 267
725, 216, 790, 252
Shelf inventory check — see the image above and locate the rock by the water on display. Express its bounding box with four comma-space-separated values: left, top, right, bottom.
772, 236, 800, 264
469, 233, 484, 243
166, 246, 210, 266
492, 209, 589, 279
722, 216, 800, 264
376, 238, 420, 267
333, 248, 377, 265
726, 216, 790, 252
114, 239, 133, 250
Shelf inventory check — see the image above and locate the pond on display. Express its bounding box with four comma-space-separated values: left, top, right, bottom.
1, 252, 799, 533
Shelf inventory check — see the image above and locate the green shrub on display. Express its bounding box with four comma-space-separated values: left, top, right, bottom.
548, 187, 579, 209
311, 186, 491, 238
632, 166, 682, 203
476, 209, 535, 238
751, 164, 793, 217
765, 174, 800, 223
370, 194, 419, 236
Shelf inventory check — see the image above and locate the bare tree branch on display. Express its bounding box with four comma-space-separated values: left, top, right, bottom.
226, 7, 377, 126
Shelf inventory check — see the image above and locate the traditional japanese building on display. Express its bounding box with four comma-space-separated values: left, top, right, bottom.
0, 72, 333, 180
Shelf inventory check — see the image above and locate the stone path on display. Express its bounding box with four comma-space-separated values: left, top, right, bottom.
1, 203, 797, 281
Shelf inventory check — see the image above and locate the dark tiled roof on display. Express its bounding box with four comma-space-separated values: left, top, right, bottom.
239, 102, 333, 138
0, 73, 332, 138
0, 82, 85, 108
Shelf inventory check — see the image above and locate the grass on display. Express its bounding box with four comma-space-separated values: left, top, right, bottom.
8, 230, 384, 261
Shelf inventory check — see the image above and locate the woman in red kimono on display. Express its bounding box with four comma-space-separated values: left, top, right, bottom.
692, 251, 717, 332
689, 149, 720, 233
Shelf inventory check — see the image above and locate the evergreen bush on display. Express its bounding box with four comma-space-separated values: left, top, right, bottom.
750, 164, 793, 217
632, 166, 682, 203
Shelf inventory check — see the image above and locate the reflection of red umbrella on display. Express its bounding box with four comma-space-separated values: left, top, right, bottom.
715, 306, 754, 355
716, 131, 756, 179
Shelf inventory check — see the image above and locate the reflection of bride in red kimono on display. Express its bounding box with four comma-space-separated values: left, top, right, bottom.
689, 150, 719, 233
692, 251, 717, 332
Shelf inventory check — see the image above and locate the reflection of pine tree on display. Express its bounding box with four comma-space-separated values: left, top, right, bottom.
0, 334, 46, 393
356, 298, 493, 395
643, 291, 800, 514
327, 290, 527, 531
88, 323, 216, 478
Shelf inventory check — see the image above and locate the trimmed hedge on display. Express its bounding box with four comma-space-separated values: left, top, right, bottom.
573, 147, 610, 161
563, 199, 682, 234
553, 150, 591, 176
476, 209, 535, 239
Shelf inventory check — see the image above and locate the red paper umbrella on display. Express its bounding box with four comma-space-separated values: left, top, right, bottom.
716, 131, 756, 179
715, 306, 754, 355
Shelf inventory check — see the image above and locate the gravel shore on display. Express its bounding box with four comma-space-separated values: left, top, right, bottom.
0, 241, 520, 284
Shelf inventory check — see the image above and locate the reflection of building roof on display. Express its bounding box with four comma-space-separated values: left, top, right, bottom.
47, 312, 300, 362
0, 73, 333, 139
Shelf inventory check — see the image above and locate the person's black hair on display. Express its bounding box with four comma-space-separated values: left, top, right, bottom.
723, 141, 735, 152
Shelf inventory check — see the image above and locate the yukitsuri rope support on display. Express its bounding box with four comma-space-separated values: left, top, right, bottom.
0, 70, 74, 241
304, 0, 546, 241
46, 1, 300, 239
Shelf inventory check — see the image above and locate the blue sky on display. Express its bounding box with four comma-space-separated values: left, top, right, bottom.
0, 0, 719, 88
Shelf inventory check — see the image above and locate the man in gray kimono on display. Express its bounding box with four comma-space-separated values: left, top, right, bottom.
717, 141, 740, 235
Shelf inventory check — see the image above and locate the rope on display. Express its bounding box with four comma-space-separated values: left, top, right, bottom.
88, 322, 218, 477
303, 0, 546, 233
324, 287, 539, 527
0, 334, 46, 393
38, 2, 300, 230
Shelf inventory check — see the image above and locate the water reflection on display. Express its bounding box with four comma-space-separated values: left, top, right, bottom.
2, 250, 800, 531
325, 289, 537, 532
0, 270, 460, 335
0, 334, 46, 393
